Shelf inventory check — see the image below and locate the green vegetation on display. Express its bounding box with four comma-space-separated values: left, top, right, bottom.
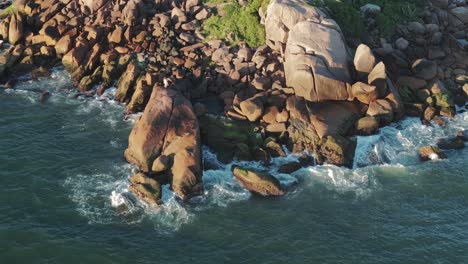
0, 5, 15, 19
202, 0, 268, 47
314, 0, 425, 38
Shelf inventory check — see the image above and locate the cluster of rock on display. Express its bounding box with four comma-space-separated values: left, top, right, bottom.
0, 0, 212, 99
0, 0, 466, 204
360, 0, 467, 125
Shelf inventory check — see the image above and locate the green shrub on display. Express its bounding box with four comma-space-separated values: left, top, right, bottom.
202, 0, 267, 47
317, 0, 424, 38
0, 5, 15, 19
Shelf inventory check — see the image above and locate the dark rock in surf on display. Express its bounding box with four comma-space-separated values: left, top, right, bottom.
419, 146, 447, 161
38, 91, 50, 103
437, 137, 465, 150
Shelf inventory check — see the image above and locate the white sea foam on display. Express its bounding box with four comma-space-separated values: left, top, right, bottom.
22, 67, 466, 230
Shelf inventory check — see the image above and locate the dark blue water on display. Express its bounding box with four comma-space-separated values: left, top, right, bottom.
1, 70, 468, 263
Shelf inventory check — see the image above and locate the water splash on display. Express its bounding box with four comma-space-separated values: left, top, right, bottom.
11, 67, 467, 232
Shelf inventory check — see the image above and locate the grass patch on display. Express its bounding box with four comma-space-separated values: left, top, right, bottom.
316, 0, 424, 38
0, 5, 15, 19
202, 0, 267, 47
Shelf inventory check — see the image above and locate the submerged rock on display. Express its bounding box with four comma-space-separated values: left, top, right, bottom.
264, 0, 326, 49
232, 166, 285, 196
38, 91, 50, 104
457, 130, 468, 141
437, 137, 465, 150
278, 161, 302, 174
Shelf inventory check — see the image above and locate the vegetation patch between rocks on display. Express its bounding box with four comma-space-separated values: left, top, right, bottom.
202, 0, 267, 47
315, 0, 425, 37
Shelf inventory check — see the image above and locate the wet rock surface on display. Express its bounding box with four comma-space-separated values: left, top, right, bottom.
0, 0, 466, 204
232, 166, 285, 196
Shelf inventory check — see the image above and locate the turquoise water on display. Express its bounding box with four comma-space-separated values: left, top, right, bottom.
1, 69, 468, 263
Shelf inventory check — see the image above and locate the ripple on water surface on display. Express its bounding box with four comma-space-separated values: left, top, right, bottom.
2, 69, 468, 235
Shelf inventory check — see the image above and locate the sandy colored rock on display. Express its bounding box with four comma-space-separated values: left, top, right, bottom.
264, 0, 326, 48
266, 123, 286, 133
355, 116, 379, 136
80, 0, 110, 14
232, 166, 284, 196
419, 146, 446, 161
262, 106, 279, 124
62, 42, 90, 73
284, 19, 351, 102
352, 82, 378, 104
240, 94, 264, 122
354, 44, 377, 75
55, 35, 74, 55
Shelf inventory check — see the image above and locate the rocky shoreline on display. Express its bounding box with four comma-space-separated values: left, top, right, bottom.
0, 0, 467, 205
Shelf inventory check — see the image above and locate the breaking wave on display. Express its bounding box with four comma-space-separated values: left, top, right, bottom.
6, 68, 467, 232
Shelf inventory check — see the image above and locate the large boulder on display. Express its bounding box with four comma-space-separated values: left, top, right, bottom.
286, 96, 360, 167
80, 0, 110, 13
232, 166, 285, 196
239, 94, 264, 122
284, 19, 352, 102
368, 62, 388, 98
351, 82, 378, 104
124, 88, 203, 200
264, 0, 326, 49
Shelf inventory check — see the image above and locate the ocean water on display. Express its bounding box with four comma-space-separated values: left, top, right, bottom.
1, 69, 468, 263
